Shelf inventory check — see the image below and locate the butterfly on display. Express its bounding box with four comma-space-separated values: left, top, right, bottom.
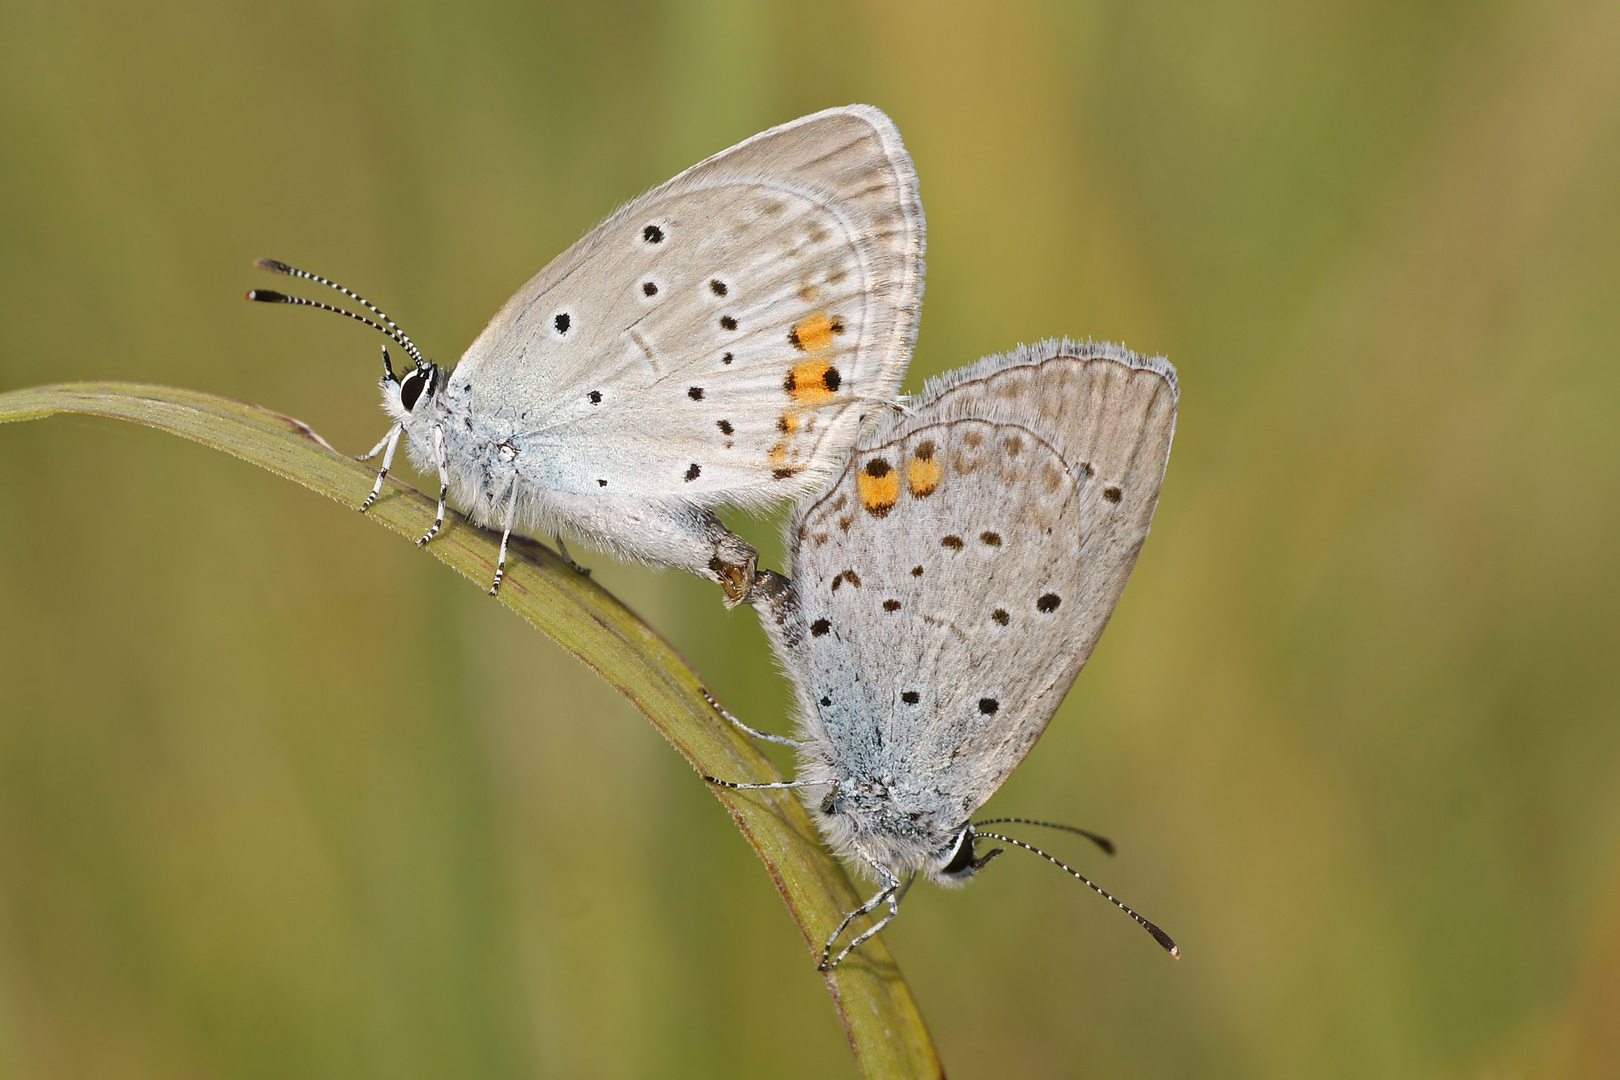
711, 339, 1180, 968
249, 105, 924, 602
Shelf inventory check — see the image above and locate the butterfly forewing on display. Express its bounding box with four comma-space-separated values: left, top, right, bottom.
459, 106, 924, 503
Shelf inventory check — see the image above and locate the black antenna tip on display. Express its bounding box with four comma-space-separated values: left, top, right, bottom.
1143, 918, 1180, 958
1091, 835, 1116, 856
254, 258, 294, 274
245, 288, 290, 303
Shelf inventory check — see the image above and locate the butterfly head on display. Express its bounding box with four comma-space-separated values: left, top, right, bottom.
931, 825, 1003, 886
379, 345, 440, 420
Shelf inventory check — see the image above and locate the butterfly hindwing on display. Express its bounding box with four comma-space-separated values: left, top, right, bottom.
793, 416, 1086, 825
784, 340, 1178, 820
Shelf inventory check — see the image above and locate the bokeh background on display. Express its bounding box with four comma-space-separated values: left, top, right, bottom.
3, 1, 1619, 1077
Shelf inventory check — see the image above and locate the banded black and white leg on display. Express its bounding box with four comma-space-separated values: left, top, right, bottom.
696, 770, 901, 967
358, 422, 403, 513
553, 534, 591, 577
702, 688, 805, 749
416, 424, 448, 547
821, 855, 904, 971
700, 775, 830, 792
488, 479, 519, 596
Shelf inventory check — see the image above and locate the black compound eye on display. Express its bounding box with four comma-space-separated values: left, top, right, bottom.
940, 831, 977, 876
399, 370, 428, 411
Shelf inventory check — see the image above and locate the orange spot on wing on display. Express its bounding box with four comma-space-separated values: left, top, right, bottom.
789, 313, 836, 352
857, 458, 898, 517
784, 311, 847, 404
786, 359, 838, 403
907, 454, 942, 497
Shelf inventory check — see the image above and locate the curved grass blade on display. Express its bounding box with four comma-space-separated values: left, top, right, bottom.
0, 381, 942, 1080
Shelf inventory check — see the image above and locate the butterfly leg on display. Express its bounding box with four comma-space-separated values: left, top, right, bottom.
415, 424, 448, 547
702, 688, 804, 748
488, 481, 518, 597
553, 534, 591, 577
357, 421, 403, 513
700, 775, 829, 791
821, 863, 903, 971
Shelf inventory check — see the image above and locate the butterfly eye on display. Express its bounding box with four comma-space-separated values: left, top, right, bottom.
939, 830, 978, 877
399, 369, 430, 412
938, 829, 1001, 881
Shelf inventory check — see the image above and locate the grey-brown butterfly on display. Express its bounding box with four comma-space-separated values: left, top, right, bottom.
248, 105, 924, 603
710, 339, 1180, 968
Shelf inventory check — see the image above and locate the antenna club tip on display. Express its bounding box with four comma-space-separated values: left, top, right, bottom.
245, 289, 288, 303
254, 257, 293, 273
1143, 918, 1180, 957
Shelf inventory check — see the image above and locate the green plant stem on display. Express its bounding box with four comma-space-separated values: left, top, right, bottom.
0, 381, 942, 1080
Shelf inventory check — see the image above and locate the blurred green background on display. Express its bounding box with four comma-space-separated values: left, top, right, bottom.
3, 0, 1619, 1076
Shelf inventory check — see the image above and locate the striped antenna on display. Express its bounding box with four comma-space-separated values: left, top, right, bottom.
972, 817, 1115, 855
246, 259, 428, 369
972, 828, 1179, 958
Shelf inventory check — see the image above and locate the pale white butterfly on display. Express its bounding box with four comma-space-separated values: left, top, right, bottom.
247, 105, 924, 602
709, 339, 1180, 968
